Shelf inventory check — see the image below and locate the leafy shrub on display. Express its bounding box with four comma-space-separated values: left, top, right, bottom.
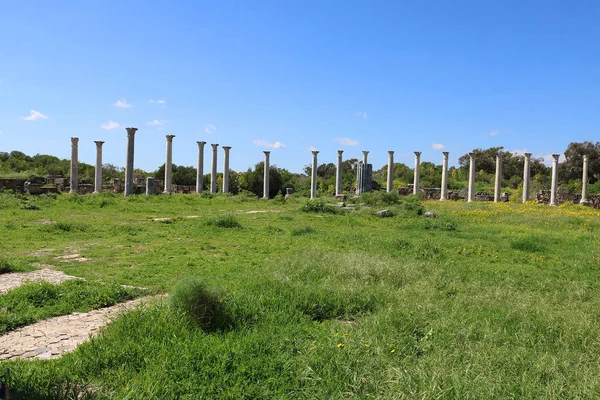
291, 226, 315, 236
22, 202, 40, 210
300, 199, 341, 214
205, 215, 242, 228
169, 279, 230, 331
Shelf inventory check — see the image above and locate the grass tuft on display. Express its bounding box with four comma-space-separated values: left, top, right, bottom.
205, 214, 242, 228
300, 199, 341, 214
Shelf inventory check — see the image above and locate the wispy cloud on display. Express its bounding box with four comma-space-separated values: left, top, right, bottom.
431, 143, 444, 150
489, 130, 500, 136
147, 119, 166, 126
253, 139, 286, 149
332, 137, 359, 146
356, 112, 368, 118
149, 99, 166, 105
205, 124, 216, 134
22, 110, 48, 121
101, 121, 121, 130
307, 146, 318, 152
114, 99, 132, 108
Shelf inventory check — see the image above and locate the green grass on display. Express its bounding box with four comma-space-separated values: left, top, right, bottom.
0, 193, 600, 398
0, 280, 147, 334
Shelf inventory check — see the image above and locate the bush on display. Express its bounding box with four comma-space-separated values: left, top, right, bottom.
300, 199, 341, 214
169, 279, 230, 331
205, 215, 242, 228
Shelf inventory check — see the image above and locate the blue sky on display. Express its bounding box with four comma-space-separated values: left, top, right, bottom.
1, 1, 598, 173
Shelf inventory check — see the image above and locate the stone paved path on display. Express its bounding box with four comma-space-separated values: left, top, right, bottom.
0, 269, 79, 294
0, 296, 155, 361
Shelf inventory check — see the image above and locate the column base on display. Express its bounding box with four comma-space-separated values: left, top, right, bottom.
92, 191, 100, 194
580, 199, 589, 205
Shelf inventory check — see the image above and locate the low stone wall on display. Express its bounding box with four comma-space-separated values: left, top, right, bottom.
536, 189, 600, 208
0, 179, 26, 193
397, 187, 506, 201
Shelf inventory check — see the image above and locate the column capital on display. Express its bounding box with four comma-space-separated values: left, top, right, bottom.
442, 151, 449, 157
126, 127, 138, 137
166, 134, 175, 142
414, 151, 421, 157
496, 153, 502, 160
583, 154, 589, 161
197, 141, 207, 147
469, 152, 475, 158
362, 150, 369, 156
337, 150, 344, 156
388, 150, 395, 156
94, 141, 104, 147
524, 152, 532, 158
211, 143, 219, 150
552, 154, 560, 161
223, 146, 231, 153
263, 151, 270, 156
71, 137, 79, 144
311, 150, 319, 156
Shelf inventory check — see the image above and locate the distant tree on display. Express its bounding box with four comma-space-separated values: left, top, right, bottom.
561, 141, 600, 184
238, 162, 283, 198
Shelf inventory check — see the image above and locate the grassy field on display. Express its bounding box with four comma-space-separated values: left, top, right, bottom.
1, 191, 600, 399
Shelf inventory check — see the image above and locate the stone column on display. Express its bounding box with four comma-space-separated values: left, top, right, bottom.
387, 151, 394, 193
196, 141, 206, 193
311, 150, 319, 199
222, 146, 231, 193
413, 152, 421, 195
69, 137, 79, 193
440, 151, 449, 200
494, 154, 502, 202
163, 135, 175, 194
581, 155, 589, 205
522, 153, 532, 202
335, 150, 343, 195
210, 144, 219, 193
263, 151, 270, 199
362, 151, 369, 165
124, 127, 137, 196
468, 153, 475, 202
146, 177, 155, 196
550, 154, 560, 206
93, 141, 104, 194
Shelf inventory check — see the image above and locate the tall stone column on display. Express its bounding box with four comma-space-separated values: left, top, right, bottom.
440, 151, 449, 200
70, 137, 79, 194
387, 151, 394, 193
210, 144, 219, 193
522, 153, 532, 202
468, 153, 475, 202
163, 135, 175, 194
581, 155, 589, 205
335, 150, 343, 195
494, 154, 503, 202
196, 141, 206, 193
124, 127, 137, 196
222, 146, 231, 193
362, 151, 369, 165
310, 150, 319, 199
263, 151, 270, 199
550, 154, 560, 206
413, 152, 421, 195
93, 141, 104, 194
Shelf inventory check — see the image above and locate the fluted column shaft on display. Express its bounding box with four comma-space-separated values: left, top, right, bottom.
581, 155, 589, 204
494, 154, 502, 202
387, 151, 394, 193
124, 127, 137, 196
196, 141, 206, 193
440, 152, 449, 200
311, 151, 319, 199
550, 154, 560, 206
468, 153, 475, 202
263, 151, 270, 199
210, 144, 219, 193
70, 137, 79, 194
164, 135, 175, 194
222, 147, 231, 193
523, 153, 532, 202
94, 141, 104, 194
413, 152, 421, 195
335, 150, 343, 195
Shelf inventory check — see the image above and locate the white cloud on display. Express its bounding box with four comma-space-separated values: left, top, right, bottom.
101, 121, 121, 130
431, 143, 444, 150
22, 110, 48, 121
149, 99, 166, 105
306, 146, 318, 151
356, 112, 368, 118
147, 119, 166, 126
489, 130, 500, 136
332, 137, 359, 146
205, 124, 216, 134
114, 99, 132, 108
253, 139, 286, 149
